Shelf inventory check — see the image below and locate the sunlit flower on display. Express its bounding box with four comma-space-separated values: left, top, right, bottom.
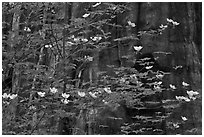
182, 81, 189, 87
89, 92, 97, 98
78, 91, 86, 97
187, 90, 199, 100
170, 84, 176, 90
90, 36, 102, 41
81, 38, 88, 42
73, 38, 80, 42
175, 96, 190, 102
9, 94, 18, 99
104, 87, 112, 94
24, 27, 31, 32
2, 93, 10, 99
145, 66, 153, 69
167, 18, 174, 23
159, 24, 168, 29
82, 13, 90, 18
61, 99, 70, 104
92, 2, 101, 7
173, 123, 180, 128
45, 45, 52, 48
133, 46, 143, 52
181, 116, 187, 121
127, 21, 136, 27
62, 93, 70, 99
102, 99, 108, 104
50, 87, 58, 94
167, 18, 180, 26
37, 92, 45, 97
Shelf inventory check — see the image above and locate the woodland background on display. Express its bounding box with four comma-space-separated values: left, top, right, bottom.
2, 2, 202, 135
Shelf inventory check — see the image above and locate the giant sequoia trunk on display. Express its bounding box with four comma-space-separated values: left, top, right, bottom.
70, 2, 202, 134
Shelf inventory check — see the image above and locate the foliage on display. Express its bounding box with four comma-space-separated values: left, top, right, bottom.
2, 2, 201, 135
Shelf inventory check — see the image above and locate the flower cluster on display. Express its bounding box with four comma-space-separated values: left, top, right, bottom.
2, 93, 17, 99
167, 18, 180, 26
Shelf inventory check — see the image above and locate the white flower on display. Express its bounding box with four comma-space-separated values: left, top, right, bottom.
82, 13, 90, 18
90, 36, 102, 41
181, 116, 187, 121
167, 18, 180, 26
89, 92, 97, 98
37, 92, 45, 97
159, 24, 168, 29
173, 123, 180, 128
102, 99, 108, 104
104, 87, 112, 94
2, 93, 10, 99
170, 84, 176, 90
50, 87, 58, 94
62, 93, 70, 99
175, 96, 190, 102
61, 99, 70, 104
78, 91, 86, 97
133, 46, 143, 52
73, 38, 80, 42
127, 21, 136, 27
24, 27, 31, 32
173, 21, 180, 26
82, 38, 88, 42
187, 90, 199, 100
182, 81, 189, 87
92, 2, 101, 7
145, 66, 153, 70
9, 94, 18, 99
45, 45, 52, 48
167, 18, 174, 23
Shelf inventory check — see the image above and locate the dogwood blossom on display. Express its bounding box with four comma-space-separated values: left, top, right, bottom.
61, 99, 70, 104
182, 81, 189, 87
37, 92, 45, 97
133, 46, 143, 52
145, 66, 153, 69
104, 87, 112, 93
170, 84, 176, 90
127, 21, 136, 27
2, 93, 10, 99
181, 116, 187, 121
89, 92, 97, 98
24, 27, 31, 32
50, 87, 58, 94
45, 45, 52, 48
175, 96, 190, 102
62, 93, 70, 99
78, 91, 86, 97
90, 36, 102, 41
187, 90, 199, 100
82, 13, 90, 18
